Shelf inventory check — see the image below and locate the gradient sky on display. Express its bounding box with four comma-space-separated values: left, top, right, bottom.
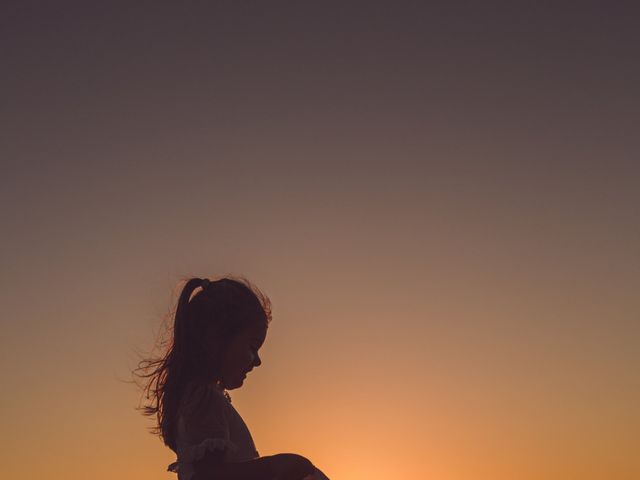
2, 2, 639, 479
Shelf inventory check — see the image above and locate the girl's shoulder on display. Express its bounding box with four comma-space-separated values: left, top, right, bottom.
179, 381, 230, 420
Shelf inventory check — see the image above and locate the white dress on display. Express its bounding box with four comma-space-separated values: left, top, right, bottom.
167, 382, 329, 480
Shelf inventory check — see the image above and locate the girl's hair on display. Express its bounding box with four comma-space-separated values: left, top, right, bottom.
133, 276, 272, 451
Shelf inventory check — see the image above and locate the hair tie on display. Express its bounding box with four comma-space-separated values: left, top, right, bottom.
201, 278, 211, 290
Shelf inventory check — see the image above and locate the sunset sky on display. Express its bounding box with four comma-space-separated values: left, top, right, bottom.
2, 2, 639, 479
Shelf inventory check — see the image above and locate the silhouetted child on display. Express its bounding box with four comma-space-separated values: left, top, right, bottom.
136, 277, 330, 480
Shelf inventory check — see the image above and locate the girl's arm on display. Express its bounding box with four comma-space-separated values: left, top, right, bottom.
193, 450, 315, 480
194, 454, 274, 480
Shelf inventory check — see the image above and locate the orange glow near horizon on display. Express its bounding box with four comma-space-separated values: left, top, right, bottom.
4, 269, 637, 479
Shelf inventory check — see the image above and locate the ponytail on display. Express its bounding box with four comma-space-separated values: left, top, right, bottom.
172, 278, 206, 357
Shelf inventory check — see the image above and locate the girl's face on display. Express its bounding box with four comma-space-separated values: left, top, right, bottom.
219, 321, 267, 390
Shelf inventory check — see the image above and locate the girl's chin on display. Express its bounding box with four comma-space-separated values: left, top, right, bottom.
224, 376, 245, 390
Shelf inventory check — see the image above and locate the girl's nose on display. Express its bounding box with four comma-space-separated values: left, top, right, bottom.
254, 353, 262, 367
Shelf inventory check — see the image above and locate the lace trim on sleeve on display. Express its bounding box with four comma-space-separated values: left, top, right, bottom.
167, 437, 239, 474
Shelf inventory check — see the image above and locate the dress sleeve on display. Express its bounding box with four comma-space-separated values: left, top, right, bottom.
168, 383, 239, 473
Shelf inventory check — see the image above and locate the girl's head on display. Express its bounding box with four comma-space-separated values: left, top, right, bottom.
174, 277, 271, 388
135, 275, 271, 449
